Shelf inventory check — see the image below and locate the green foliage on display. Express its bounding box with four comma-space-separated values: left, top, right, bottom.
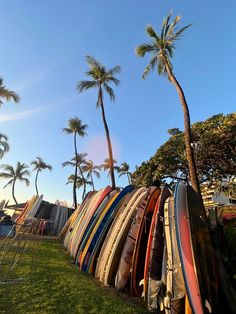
101, 158, 120, 178
0, 239, 149, 314
77, 55, 121, 107
136, 11, 191, 78
62, 117, 88, 137
0, 162, 30, 188
31, 157, 52, 172
132, 113, 236, 186
0, 133, 10, 159
0, 78, 20, 106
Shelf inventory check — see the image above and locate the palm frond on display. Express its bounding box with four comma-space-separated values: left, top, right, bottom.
86, 55, 101, 69
169, 24, 192, 41
107, 66, 121, 76
0, 173, 13, 179
77, 80, 98, 93
107, 76, 120, 86
62, 161, 75, 167
142, 64, 151, 79
62, 127, 73, 134
136, 44, 156, 57
146, 25, 160, 41
93, 170, 101, 178
20, 178, 30, 186
0, 164, 14, 174
0, 78, 20, 105
3, 179, 13, 189
104, 83, 115, 102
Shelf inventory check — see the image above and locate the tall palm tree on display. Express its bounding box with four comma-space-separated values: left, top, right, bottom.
0, 78, 20, 106
118, 162, 132, 185
101, 158, 119, 184
0, 162, 30, 207
0, 133, 10, 159
31, 157, 52, 195
136, 12, 201, 197
62, 153, 88, 201
82, 160, 101, 191
77, 56, 121, 190
62, 117, 88, 209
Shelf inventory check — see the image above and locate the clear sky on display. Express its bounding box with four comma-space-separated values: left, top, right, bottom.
0, 0, 235, 206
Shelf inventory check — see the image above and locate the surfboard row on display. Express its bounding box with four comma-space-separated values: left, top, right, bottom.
60, 182, 219, 314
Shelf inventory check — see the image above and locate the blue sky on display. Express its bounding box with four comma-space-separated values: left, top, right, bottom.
0, 0, 235, 206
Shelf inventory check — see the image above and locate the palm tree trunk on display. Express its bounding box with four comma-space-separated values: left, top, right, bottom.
12, 179, 19, 208
164, 59, 201, 198
73, 133, 78, 209
91, 173, 95, 191
127, 172, 131, 185
35, 170, 39, 195
98, 86, 116, 189
78, 165, 86, 199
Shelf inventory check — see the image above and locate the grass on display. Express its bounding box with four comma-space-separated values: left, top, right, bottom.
0, 237, 150, 314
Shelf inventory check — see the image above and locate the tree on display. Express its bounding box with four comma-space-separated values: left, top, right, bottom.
77, 56, 121, 190
0, 78, 20, 106
0, 162, 30, 207
31, 157, 52, 195
66, 174, 85, 189
136, 12, 201, 197
62, 153, 88, 202
101, 158, 119, 184
118, 162, 132, 185
66, 174, 92, 200
0, 133, 10, 159
62, 117, 88, 209
82, 160, 101, 191
132, 113, 236, 187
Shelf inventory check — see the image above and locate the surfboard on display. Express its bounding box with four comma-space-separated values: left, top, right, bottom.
130, 187, 160, 296
95, 188, 141, 282
69, 190, 104, 257
174, 181, 204, 314
146, 185, 172, 311
85, 185, 135, 274
70, 187, 112, 258
164, 196, 185, 313
99, 189, 138, 285
75, 189, 117, 266
186, 184, 219, 313
77, 191, 119, 269
64, 191, 95, 249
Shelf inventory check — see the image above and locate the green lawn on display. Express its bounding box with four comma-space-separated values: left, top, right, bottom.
0, 238, 150, 314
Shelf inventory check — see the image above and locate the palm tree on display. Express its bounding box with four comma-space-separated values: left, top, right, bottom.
136, 12, 201, 197
82, 160, 101, 191
0, 133, 10, 159
0, 78, 20, 106
66, 174, 84, 189
118, 162, 132, 185
62, 117, 88, 209
77, 56, 121, 190
66, 174, 92, 205
101, 158, 119, 184
31, 157, 52, 195
62, 153, 88, 201
0, 162, 30, 207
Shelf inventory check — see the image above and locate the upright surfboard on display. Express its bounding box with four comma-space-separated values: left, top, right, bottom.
175, 181, 204, 314
186, 184, 219, 313
146, 185, 172, 311
115, 187, 159, 292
